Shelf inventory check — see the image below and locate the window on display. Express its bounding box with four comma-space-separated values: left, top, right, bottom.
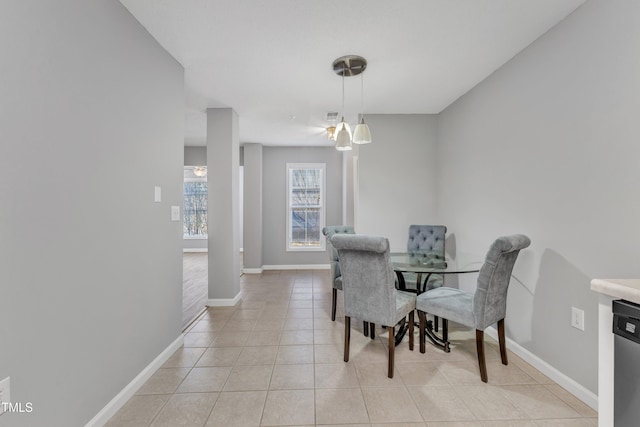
183, 178, 208, 238
286, 163, 326, 251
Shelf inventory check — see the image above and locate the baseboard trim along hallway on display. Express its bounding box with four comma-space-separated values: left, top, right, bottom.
206, 293, 242, 307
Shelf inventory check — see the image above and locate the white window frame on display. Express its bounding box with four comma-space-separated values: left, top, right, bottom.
286, 162, 326, 252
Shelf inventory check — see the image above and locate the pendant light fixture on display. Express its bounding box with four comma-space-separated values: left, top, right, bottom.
335, 61, 352, 151
353, 72, 372, 144
332, 55, 371, 151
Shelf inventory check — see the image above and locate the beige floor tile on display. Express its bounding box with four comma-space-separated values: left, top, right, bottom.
313, 328, 344, 345
270, 364, 314, 390
316, 424, 371, 427
190, 319, 228, 332
283, 318, 315, 330
426, 422, 481, 427
136, 368, 191, 395
149, 392, 218, 427
286, 308, 314, 319
223, 365, 273, 391
205, 391, 267, 427
543, 385, 598, 418
106, 395, 170, 426
231, 309, 263, 320
361, 387, 423, 423
315, 388, 370, 424
221, 319, 258, 332
176, 367, 232, 393
485, 362, 538, 386
501, 385, 581, 420
407, 385, 476, 422
184, 332, 217, 348
534, 420, 597, 426
280, 330, 314, 345
355, 362, 405, 387
454, 385, 528, 420
236, 346, 278, 365
252, 318, 285, 332
314, 344, 344, 364
162, 347, 206, 368
195, 347, 242, 367
438, 361, 487, 385
480, 421, 537, 426
275, 345, 314, 364
314, 363, 360, 389
350, 342, 389, 365
313, 318, 340, 330
210, 332, 250, 347
260, 389, 315, 426
288, 299, 313, 308
370, 423, 425, 427
396, 362, 450, 387
246, 330, 282, 346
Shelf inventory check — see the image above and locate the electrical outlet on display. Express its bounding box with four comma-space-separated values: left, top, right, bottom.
571, 307, 585, 331
0, 377, 10, 416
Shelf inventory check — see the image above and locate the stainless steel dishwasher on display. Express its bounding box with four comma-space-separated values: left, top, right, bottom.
613, 299, 640, 427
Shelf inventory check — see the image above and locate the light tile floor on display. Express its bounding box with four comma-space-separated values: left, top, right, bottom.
107, 270, 598, 427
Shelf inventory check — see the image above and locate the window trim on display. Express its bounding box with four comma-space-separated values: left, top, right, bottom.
285, 162, 326, 252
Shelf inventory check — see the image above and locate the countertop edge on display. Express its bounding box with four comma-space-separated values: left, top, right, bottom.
591, 278, 640, 305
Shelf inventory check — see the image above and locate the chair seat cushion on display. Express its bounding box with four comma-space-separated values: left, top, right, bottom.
416, 287, 475, 328
334, 276, 343, 291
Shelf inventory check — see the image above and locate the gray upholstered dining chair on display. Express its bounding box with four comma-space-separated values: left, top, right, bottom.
331, 234, 416, 378
416, 234, 531, 383
321, 226, 355, 322
404, 224, 447, 292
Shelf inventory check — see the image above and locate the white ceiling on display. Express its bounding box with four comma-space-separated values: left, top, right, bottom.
119, 0, 585, 147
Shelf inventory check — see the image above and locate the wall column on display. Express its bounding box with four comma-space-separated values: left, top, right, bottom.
207, 108, 240, 303
242, 143, 263, 271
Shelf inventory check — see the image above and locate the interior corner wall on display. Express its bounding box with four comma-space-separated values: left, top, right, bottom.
355, 114, 439, 251
436, 0, 640, 395
0, 1, 184, 425
184, 146, 207, 166
262, 147, 343, 266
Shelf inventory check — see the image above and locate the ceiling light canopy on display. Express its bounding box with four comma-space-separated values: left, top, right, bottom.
193, 166, 207, 177
332, 55, 372, 151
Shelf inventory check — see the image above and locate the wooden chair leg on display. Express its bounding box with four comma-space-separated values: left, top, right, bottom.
387, 325, 395, 378
442, 318, 448, 343
370, 322, 375, 339
476, 329, 488, 383
331, 288, 337, 321
344, 316, 351, 362
498, 318, 508, 365
363, 321, 369, 337
408, 311, 414, 351
418, 311, 426, 353
434, 315, 439, 332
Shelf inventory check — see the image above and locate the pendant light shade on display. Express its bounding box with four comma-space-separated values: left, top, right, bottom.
335, 117, 352, 151
353, 117, 371, 144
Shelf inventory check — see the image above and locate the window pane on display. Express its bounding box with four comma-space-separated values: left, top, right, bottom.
183, 181, 208, 236
287, 163, 325, 251
291, 208, 321, 247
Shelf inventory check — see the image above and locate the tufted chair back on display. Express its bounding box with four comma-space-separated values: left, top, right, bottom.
322, 226, 355, 287
407, 225, 446, 260
473, 234, 531, 330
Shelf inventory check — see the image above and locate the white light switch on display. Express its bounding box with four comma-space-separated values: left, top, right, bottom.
171, 205, 180, 221
154, 186, 162, 203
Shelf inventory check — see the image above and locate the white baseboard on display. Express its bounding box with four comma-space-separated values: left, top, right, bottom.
485, 327, 598, 410
183, 248, 208, 253
207, 293, 242, 307
242, 267, 264, 274
262, 264, 330, 270
85, 334, 184, 427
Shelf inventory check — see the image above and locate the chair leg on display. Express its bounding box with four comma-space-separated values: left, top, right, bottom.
408, 311, 414, 351
370, 322, 375, 339
434, 315, 439, 332
418, 310, 426, 353
387, 325, 395, 378
363, 321, 369, 337
344, 316, 351, 362
331, 288, 337, 321
442, 318, 448, 343
498, 318, 508, 365
476, 329, 488, 383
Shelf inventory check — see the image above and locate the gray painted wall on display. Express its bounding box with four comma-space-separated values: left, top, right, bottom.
436, 0, 640, 394
355, 114, 439, 251
262, 147, 343, 266
0, 1, 184, 426
243, 144, 263, 269
184, 146, 207, 166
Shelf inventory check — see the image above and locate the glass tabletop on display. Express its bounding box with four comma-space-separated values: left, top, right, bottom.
390, 252, 480, 274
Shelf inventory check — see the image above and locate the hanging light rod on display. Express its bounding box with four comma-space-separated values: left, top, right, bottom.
332, 55, 367, 77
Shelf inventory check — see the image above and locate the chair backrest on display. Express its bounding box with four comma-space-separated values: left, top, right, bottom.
407, 225, 447, 261
473, 234, 531, 329
322, 226, 355, 282
331, 234, 397, 326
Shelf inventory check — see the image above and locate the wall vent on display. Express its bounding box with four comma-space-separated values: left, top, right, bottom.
325, 112, 338, 122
